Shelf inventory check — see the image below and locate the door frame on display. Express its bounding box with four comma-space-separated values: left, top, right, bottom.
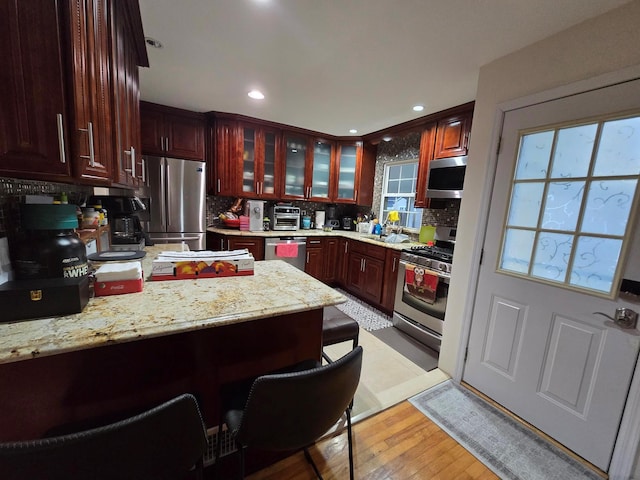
453, 63, 640, 479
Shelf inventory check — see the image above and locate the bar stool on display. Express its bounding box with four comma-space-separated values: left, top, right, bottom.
322, 306, 359, 363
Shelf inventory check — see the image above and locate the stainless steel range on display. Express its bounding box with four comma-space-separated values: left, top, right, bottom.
393, 228, 455, 352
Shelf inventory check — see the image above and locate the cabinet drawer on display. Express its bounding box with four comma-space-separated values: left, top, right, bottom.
350, 240, 386, 260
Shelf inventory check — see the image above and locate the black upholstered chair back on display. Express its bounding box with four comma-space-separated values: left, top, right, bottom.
235, 346, 363, 451
0, 393, 208, 480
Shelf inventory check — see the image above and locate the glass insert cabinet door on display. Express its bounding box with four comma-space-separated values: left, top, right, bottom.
283, 134, 307, 198
310, 140, 332, 199
336, 144, 358, 201
241, 126, 277, 196
499, 113, 640, 296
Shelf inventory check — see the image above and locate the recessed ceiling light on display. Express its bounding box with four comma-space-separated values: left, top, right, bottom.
412, 105, 424, 112
248, 90, 265, 100
145, 37, 163, 49
382, 136, 393, 142
349, 129, 358, 134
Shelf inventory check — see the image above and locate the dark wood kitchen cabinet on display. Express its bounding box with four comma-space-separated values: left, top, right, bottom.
380, 249, 401, 314
211, 117, 239, 195
0, 0, 146, 186
347, 240, 386, 305
305, 238, 325, 280
110, 0, 147, 187
0, 0, 72, 181
239, 122, 281, 199
140, 102, 206, 161
415, 107, 473, 208
67, 0, 113, 184
305, 237, 339, 283
336, 238, 350, 287
433, 111, 472, 159
207, 232, 264, 260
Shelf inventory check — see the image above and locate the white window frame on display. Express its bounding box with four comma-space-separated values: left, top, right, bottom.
379, 160, 423, 230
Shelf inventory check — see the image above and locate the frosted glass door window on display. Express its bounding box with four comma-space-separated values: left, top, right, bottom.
311, 141, 331, 198
263, 132, 276, 194
284, 135, 307, 197
242, 128, 255, 193
337, 145, 357, 199
499, 114, 640, 296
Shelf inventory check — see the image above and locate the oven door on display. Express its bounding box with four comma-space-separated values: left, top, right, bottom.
393, 259, 448, 335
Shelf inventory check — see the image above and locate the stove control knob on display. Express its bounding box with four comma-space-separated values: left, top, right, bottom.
439, 263, 448, 273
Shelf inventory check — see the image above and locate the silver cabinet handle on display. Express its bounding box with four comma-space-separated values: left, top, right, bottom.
220, 238, 224, 250
217, 179, 221, 193
363, 258, 366, 271
139, 157, 146, 182
124, 146, 136, 177
392, 257, 397, 272
306, 252, 310, 263
309, 240, 321, 245
56, 114, 66, 164
79, 121, 95, 167
344, 241, 348, 254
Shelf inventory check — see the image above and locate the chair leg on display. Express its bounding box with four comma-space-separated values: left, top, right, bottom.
322, 351, 333, 363
303, 447, 324, 480
346, 407, 355, 480
213, 419, 223, 479
239, 445, 246, 480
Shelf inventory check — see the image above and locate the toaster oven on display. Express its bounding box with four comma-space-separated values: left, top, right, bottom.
270, 206, 300, 231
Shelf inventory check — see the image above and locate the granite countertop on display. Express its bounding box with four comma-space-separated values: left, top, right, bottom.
207, 226, 423, 251
0, 245, 345, 365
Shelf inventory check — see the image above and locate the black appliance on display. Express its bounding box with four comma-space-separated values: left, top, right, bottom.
89, 195, 152, 249
426, 156, 467, 199
341, 216, 354, 230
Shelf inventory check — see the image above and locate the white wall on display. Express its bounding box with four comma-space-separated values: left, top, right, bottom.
438, 0, 640, 476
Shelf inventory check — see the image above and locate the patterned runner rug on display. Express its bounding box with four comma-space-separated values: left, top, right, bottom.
334, 288, 393, 331
409, 380, 602, 480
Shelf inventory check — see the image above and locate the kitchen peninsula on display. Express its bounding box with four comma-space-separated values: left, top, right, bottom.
0, 246, 345, 441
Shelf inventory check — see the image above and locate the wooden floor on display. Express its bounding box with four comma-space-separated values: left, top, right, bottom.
246, 400, 499, 480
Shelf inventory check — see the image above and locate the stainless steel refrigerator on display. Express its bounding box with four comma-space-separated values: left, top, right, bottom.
143, 156, 206, 250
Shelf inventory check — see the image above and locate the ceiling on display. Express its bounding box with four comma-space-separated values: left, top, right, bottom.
138, 0, 631, 137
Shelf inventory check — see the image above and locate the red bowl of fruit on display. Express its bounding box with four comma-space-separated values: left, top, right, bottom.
222, 218, 240, 228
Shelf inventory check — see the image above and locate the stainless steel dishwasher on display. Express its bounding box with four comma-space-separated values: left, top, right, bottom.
264, 237, 307, 271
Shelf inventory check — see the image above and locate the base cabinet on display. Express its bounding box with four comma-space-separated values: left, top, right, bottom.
207, 232, 264, 261
380, 249, 401, 314
305, 237, 339, 283
346, 241, 386, 305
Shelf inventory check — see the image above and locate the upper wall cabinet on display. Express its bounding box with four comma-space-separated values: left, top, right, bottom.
211, 117, 238, 195
239, 123, 280, 199
67, 0, 113, 185
0, 0, 72, 181
415, 108, 473, 208
433, 111, 472, 159
110, 0, 147, 187
140, 102, 205, 161
0, 0, 147, 187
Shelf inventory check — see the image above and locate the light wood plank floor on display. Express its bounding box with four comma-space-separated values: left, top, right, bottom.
247, 400, 499, 480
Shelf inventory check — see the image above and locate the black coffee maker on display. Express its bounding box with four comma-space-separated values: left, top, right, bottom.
89, 195, 152, 248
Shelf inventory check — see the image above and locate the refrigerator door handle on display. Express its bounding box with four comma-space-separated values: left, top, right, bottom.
160, 160, 167, 228
165, 161, 171, 226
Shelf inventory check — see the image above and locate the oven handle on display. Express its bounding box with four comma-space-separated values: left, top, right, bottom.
399, 260, 451, 280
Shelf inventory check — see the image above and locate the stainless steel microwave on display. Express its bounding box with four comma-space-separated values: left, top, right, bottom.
426, 156, 467, 199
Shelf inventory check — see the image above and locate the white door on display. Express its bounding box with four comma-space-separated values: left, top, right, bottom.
463, 78, 640, 471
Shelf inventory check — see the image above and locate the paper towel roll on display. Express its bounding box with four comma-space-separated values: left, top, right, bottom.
315, 211, 325, 229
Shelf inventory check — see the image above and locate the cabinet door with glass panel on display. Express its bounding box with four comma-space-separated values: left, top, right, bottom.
282, 133, 310, 200
240, 123, 280, 199
308, 138, 334, 202
334, 142, 360, 203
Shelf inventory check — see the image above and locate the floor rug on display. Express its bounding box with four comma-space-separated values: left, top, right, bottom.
409, 380, 602, 480
334, 288, 392, 331
371, 326, 439, 372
